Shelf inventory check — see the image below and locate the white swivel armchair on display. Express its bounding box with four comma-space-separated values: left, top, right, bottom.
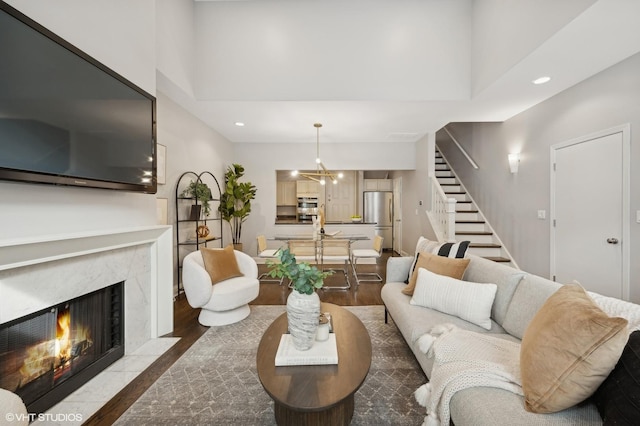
182, 249, 259, 326
0, 389, 28, 426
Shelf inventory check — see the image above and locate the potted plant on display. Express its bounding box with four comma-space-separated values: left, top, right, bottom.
181, 180, 213, 217
218, 164, 257, 251
267, 248, 333, 350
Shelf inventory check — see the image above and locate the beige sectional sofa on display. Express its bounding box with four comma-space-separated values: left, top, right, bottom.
381, 252, 640, 425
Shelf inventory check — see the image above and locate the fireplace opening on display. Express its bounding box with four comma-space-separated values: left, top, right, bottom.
0, 282, 124, 413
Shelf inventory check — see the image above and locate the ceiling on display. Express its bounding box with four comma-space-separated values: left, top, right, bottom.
159, 0, 640, 145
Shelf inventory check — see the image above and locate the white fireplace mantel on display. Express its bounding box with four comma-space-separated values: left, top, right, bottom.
0, 225, 174, 339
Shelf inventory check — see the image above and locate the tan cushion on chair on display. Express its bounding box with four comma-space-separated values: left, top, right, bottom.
201, 245, 243, 285
520, 284, 628, 413
402, 251, 470, 296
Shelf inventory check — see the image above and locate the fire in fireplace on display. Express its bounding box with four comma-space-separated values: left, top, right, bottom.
0, 282, 124, 413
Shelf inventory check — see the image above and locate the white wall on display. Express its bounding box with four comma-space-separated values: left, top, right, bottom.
439, 52, 640, 302
156, 0, 196, 97
234, 141, 416, 255
0, 0, 158, 240
194, 0, 471, 101
155, 91, 234, 290
470, 0, 596, 95
389, 135, 437, 255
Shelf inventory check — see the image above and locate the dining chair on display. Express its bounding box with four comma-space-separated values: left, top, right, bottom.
287, 240, 319, 263
319, 238, 352, 290
286, 239, 320, 289
350, 235, 384, 286
256, 235, 284, 285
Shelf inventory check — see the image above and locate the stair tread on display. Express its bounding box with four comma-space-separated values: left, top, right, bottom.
444, 191, 466, 194
483, 256, 511, 263
457, 210, 479, 213
456, 231, 493, 235
456, 220, 485, 224
469, 243, 502, 248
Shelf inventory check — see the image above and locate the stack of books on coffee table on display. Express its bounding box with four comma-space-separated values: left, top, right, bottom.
275, 334, 338, 366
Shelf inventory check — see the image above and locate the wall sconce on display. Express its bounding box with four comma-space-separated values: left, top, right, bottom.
508, 153, 520, 173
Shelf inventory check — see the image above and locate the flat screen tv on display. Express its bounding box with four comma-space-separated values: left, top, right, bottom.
0, 1, 157, 193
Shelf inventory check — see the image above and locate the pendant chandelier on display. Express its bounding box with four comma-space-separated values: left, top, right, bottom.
291, 123, 343, 185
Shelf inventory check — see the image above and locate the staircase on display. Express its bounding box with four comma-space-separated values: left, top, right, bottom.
434, 149, 513, 264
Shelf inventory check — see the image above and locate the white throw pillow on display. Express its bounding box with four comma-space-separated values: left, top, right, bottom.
410, 267, 497, 330
588, 290, 640, 332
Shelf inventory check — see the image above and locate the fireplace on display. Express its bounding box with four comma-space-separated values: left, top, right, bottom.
0, 282, 124, 413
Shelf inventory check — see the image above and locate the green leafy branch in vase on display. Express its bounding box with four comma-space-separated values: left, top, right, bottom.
266, 248, 333, 295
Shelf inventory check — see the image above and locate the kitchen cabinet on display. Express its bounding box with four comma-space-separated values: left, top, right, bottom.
364, 179, 392, 191
296, 180, 320, 197
277, 181, 297, 206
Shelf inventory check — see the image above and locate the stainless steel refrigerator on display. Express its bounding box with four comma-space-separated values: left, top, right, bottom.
363, 191, 393, 249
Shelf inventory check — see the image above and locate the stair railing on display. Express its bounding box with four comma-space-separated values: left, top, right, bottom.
443, 126, 479, 169
428, 176, 457, 242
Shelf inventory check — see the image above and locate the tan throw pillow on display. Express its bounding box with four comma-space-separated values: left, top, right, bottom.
200, 245, 243, 285
402, 251, 470, 296
520, 284, 628, 414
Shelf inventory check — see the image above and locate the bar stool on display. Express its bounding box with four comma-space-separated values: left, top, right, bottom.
256, 235, 284, 284
350, 235, 384, 286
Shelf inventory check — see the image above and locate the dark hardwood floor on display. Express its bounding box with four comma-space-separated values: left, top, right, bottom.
85, 252, 395, 425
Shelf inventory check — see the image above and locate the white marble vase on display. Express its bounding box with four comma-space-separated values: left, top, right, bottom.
286, 289, 321, 351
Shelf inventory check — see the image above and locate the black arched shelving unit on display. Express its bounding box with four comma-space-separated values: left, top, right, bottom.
175, 171, 223, 294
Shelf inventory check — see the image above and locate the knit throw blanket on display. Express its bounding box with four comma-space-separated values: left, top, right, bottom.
414, 324, 523, 426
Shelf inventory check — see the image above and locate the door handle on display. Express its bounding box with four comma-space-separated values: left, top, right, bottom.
607, 238, 619, 244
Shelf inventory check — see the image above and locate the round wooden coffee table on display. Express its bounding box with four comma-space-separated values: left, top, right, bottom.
257, 302, 372, 425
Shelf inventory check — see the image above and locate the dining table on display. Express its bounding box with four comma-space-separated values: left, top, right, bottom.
270, 234, 370, 290
271, 233, 370, 242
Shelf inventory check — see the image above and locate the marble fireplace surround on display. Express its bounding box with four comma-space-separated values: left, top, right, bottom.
0, 225, 174, 355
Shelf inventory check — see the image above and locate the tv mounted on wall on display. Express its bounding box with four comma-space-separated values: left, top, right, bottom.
0, 1, 157, 193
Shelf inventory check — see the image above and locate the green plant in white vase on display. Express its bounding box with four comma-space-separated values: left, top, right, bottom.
267, 248, 333, 350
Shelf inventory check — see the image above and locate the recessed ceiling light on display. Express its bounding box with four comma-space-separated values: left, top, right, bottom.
532, 76, 551, 85
235, 122, 245, 127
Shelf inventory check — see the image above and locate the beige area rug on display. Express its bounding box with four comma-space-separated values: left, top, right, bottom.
115, 305, 427, 425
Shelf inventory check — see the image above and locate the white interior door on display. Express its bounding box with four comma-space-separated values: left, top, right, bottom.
393, 177, 402, 254
551, 127, 628, 298
325, 171, 356, 222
